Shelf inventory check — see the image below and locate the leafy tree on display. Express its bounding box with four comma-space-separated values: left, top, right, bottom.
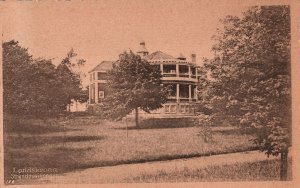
27, 58, 60, 115
55, 49, 88, 112
3, 41, 88, 116
200, 6, 291, 180
3, 40, 34, 115
102, 51, 169, 127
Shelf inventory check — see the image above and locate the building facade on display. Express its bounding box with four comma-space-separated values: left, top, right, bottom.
88, 42, 199, 116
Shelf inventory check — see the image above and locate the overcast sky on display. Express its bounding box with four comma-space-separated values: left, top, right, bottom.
1, 0, 289, 86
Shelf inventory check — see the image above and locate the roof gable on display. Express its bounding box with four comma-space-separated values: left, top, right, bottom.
89, 61, 114, 73
145, 51, 176, 60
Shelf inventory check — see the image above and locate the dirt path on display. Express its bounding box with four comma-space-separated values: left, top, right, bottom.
27, 150, 278, 184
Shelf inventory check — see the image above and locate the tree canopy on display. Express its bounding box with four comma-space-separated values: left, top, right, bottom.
3, 40, 88, 117
101, 52, 169, 126
199, 5, 290, 179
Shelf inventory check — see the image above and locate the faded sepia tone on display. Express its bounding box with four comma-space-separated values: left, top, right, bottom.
1, 0, 300, 187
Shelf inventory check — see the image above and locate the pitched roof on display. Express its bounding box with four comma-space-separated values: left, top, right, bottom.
177, 53, 186, 60
145, 51, 176, 60
89, 61, 114, 73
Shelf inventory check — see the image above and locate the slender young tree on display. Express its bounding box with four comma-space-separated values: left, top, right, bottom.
102, 51, 169, 127
201, 5, 291, 180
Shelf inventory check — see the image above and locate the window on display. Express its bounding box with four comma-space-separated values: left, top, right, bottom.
98, 72, 108, 80
179, 65, 188, 74
165, 84, 176, 97
98, 91, 104, 99
191, 67, 196, 75
191, 85, 196, 98
179, 84, 189, 98
163, 65, 176, 74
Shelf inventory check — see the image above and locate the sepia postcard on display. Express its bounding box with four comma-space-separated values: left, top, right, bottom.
1, 0, 300, 187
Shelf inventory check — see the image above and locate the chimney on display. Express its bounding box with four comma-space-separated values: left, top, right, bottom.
137, 41, 149, 58
191, 54, 196, 63
140, 41, 145, 46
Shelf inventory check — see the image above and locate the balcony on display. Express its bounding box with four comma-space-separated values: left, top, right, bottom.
163, 73, 177, 77
162, 75, 198, 82
179, 73, 190, 78
161, 64, 198, 82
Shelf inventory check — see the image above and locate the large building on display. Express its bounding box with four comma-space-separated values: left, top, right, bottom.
88, 42, 200, 116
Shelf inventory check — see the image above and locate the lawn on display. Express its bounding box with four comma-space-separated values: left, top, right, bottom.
4, 114, 257, 183
125, 159, 292, 182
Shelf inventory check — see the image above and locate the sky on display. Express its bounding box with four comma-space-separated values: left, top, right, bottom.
1, 0, 290, 86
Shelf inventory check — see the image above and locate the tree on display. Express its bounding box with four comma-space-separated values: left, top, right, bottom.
3, 40, 34, 115
55, 49, 88, 112
200, 6, 291, 180
27, 58, 60, 115
102, 51, 169, 127
3, 41, 88, 116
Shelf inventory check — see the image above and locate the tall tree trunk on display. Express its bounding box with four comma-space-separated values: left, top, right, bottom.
135, 107, 139, 128
280, 149, 288, 180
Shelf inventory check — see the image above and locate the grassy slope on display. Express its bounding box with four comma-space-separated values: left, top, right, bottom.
4, 115, 256, 181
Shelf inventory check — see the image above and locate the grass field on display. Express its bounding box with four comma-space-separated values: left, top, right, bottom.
126, 159, 292, 182
4, 115, 257, 182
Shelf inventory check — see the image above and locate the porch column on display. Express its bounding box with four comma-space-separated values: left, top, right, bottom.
189, 84, 192, 102
176, 83, 180, 103
176, 64, 179, 77
89, 84, 91, 104
188, 66, 191, 78
195, 86, 198, 102
95, 82, 99, 104
160, 64, 163, 73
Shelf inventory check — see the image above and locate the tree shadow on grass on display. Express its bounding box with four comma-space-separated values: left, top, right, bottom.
3, 118, 80, 135
5, 135, 105, 149
116, 117, 198, 130
4, 146, 93, 184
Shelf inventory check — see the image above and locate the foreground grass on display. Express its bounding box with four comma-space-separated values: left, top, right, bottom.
4, 115, 256, 183
126, 159, 292, 182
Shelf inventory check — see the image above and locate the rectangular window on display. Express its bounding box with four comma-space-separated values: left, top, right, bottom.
179, 65, 189, 74
98, 91, 104, 99
179, 84, 189, 98
163, 65, 176, 74
165, 84, 176, 97
191, 67, 196, 75
191, 85, 196, 98
98, 72, 108, 80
